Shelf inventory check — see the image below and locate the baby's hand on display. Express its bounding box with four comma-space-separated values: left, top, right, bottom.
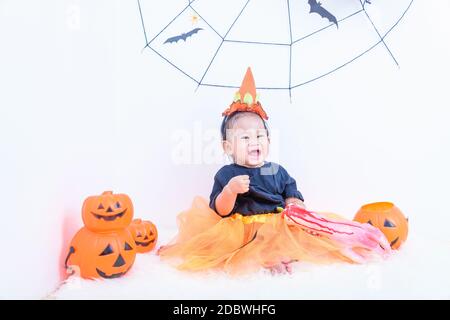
285, 197, 306, 209
226, 175, 250, 194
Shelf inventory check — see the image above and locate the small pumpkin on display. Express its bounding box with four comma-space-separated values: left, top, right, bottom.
82, 191, 133, 232
129, 219, 158, 253
66, 227, 136, 279
354, 202, 408, 249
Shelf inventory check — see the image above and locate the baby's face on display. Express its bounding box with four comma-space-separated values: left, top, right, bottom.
224, 114, 270, 168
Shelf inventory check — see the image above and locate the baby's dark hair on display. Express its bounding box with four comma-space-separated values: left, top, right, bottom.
220, 111, 269, 141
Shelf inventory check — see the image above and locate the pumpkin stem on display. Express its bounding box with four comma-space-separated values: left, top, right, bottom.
64, 246, 75, 269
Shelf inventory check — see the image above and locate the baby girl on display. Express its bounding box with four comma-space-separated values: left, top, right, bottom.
158, 68, 390, 275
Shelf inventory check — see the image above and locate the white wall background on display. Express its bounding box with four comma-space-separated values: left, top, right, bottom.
0, 0, 449, 299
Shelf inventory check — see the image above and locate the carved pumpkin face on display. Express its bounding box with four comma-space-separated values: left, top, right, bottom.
129, 219, 158, 253
354, 202, 408, 249
82, 191, 133, 232
66, 228, 136, 279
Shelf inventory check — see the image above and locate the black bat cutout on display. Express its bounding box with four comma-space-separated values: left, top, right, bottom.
308, 0, 338, 28
164, 27, 203, 44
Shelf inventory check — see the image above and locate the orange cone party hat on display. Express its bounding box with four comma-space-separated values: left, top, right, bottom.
222, 67, 268, 120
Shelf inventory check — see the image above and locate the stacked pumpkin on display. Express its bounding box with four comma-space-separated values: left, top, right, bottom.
65, 191, 158, 279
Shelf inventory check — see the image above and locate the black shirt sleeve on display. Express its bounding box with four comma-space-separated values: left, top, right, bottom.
209, 172, 224, 212
280, 166, 304, 202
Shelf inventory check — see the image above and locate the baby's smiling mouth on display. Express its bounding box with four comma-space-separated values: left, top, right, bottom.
248, 148, 261, 158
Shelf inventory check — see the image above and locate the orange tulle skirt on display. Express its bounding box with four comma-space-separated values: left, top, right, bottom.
158, 196, 389, 275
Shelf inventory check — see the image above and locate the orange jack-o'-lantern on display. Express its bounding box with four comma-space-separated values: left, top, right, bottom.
66, 228, 136, 279
354, 202, 408, 250
129, 219, 158, 253
82, 191, 133, 232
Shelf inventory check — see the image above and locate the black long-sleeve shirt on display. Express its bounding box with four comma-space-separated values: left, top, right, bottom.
209, 162, 304, 217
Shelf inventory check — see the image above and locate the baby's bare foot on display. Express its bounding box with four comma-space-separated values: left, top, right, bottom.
267, 259, 296, 275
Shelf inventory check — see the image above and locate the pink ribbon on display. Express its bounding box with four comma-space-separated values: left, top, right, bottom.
282, 204, 391, 262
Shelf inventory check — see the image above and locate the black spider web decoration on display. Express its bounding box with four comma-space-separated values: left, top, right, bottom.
138, 0, 414, 97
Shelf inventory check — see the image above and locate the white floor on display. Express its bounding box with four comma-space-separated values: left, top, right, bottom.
50, 226, 450, 300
